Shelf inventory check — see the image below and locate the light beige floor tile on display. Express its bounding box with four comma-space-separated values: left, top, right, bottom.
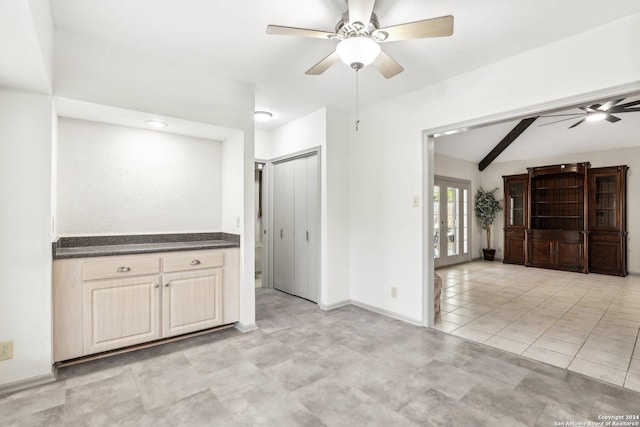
451, 326, 492, 343
439, 312, 474, 326
624, 372, 640, 392
484, 335, 529, 354
575, 347, 631, 371
495, 327, 540, 345
432, 320, 459, 334
628, 358, 640, 374
521, 346, 573, 369
533, 336, 582, 357
442, 298, 468, 307
568, 358, 626, 386
583, 335, 635, 357
465, 318, 508, 335
449, 307, 483, 319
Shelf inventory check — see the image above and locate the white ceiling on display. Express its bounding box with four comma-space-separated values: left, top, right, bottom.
49, 0, 640, 130
435, 94, 640, 165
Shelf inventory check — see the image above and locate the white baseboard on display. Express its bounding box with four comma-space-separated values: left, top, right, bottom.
349, 299, 423, 326
234, 322, 259, 333
0, 372, 56, 397
319, 299, 351, 311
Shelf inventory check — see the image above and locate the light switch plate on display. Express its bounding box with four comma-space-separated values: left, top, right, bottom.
412, 196, 420, 207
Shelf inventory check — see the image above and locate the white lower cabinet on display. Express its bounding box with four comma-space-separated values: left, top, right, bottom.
83, 275, 162, 354
163, 269, 223, 337
53, 248, 239, 362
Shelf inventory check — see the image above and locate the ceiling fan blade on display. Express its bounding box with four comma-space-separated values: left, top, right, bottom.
538, 116, 584, 127
609, 99, 640, 112
348, 0, 376, 25
267, 25, 336, 40
305, 51, 340, 75
569, 118, 586, 129
378, 15, 453, 42
372, 50, 404, 79
597, 99, 624, 111
605, 114, 622, 123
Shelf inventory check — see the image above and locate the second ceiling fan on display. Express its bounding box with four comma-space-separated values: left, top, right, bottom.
266, 0, 454, 79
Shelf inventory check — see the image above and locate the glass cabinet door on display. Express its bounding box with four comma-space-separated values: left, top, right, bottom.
508, 182, 525, 227
593, 175, 616, 229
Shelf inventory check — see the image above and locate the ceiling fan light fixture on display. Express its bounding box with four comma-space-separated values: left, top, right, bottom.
586, 112, 607, 122
336, 37, 381, 70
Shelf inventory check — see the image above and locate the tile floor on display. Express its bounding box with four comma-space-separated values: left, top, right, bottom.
434, 261, 640, 391
2, 288, 640, 426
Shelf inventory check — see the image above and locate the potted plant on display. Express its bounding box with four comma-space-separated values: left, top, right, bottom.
474, 187, 502, 261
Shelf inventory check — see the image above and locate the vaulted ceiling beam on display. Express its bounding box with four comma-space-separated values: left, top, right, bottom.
478, 117, 537, 171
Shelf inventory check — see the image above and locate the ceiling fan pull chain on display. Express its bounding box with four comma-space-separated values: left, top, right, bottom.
356, 68, 360, 131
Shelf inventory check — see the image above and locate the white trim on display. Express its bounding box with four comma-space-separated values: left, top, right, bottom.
234, 322, 259, 333
0, 372, 56, 397
318, 299, 351, 311
350, 299, 423, 326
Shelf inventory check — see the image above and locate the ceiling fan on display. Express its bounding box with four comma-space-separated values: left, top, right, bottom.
539, 99, 640, 129
266, 0, 454, 79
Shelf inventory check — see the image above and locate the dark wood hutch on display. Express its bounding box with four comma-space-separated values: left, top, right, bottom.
503, 162, 628, 276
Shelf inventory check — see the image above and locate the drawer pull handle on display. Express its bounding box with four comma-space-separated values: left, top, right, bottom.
117, 266, 131, 273
154, 284, 159, 288
191, 260, 201, 265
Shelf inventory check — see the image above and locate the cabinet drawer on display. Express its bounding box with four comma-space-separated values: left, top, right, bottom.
83, 257, 160, 281
163, 252, 224, 273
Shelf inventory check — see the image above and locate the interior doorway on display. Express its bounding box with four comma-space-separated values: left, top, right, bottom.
434, 176, 471, 268
255, 162, 265, 288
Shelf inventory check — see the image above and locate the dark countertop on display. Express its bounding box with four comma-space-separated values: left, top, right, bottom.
53, 232, 240, 259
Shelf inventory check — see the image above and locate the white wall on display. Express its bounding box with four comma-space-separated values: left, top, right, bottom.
255, 129, 270, 160
325, 109, 351, 306
0, 89, 54, 386
57, 118, 223, 235
349, 13, 640, 323
434, 153, 483, 258
269, 109, 325, 159
481, 147, 640, 273
222, 133, 244, 234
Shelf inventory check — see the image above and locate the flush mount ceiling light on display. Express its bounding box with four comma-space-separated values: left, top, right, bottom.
254, 111, 273, 122
145, 119, 168, 129
336, 37, 381, 71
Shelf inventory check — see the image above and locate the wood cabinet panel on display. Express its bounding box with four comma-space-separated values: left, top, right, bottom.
529, 239, 553, 266
83, 256, 159, 281
163, 269, 223, 337
162, 252, 223, 273
504, 229, 525, 264
83, 275, 161, 354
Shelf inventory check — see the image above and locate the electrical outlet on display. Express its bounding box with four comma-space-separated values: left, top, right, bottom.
391, 287, 398, 298
0, 341, 13, 361
412, 196, 420, 208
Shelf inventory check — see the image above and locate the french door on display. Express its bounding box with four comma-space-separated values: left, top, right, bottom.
434, 177, 471, 267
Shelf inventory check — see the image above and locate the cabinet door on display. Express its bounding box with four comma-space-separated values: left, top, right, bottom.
504, 229, 525, 264
163, 269, 223, 337
556, 241, 584, 270
294, 155, 319, 302
273, 160, 295, 294
530, 239, 553, 267
83, 275, 161, 354
589, 233, 623, 275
